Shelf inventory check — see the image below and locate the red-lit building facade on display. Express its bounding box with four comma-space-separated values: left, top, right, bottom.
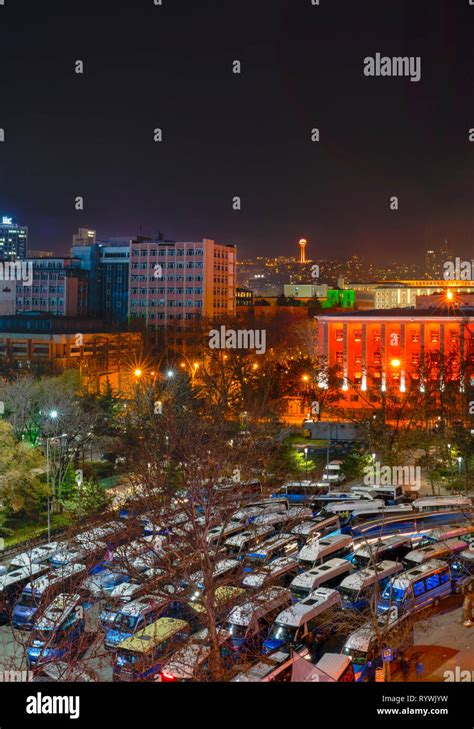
316, 308, 474, 408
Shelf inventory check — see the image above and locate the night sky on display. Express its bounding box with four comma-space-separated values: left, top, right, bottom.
0, 0, 472, 262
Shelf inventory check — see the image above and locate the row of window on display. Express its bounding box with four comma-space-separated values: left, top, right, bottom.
130, 288, 203, 295
130, 275, 203, 283
132, 248, 204, 257
130, 300, 202, 308
131, 262, 204, 270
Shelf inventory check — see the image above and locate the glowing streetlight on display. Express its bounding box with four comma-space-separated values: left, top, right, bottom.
166, 370, 174, 378
49, 410, 58, 419
134, 368, 142, 378
302, 374, 310, 382
390, 358, 401, 368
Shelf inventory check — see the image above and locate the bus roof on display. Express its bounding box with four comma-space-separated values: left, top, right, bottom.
355, 535, 412, 558
24, 563, 86, 594
0, 563, 46, 591
36, 593, 82, 630
274, 587, 341, 628
405, 538, 467, 564
291, 558, 350, 590
339, 560, 401, 592
117, 617, 188, 654
226, 587, 291, 627
392, 559, 449, 589
189, 586, 245, 613
413, 496, 472, 509
242, 557, 297, 588
344, 608, 399, 653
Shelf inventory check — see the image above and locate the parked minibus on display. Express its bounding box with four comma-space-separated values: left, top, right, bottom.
403, 538, 467, 567
7, 544, 60, 573
206, 522, 246, 546
418, 525, 474, 547
105, 595, 177, 649
82, 567, 131, 597
12, 563, 86, 630
342, 607, 408, 681
113, 618, 190, 681
324, 500, 385, 516
262, 587, 341, 654
98, 568, 164, 631
242, 557, 299, 590
369, 486, 405, 505
224, 525, 275, 557
351, 536, 413, 569
451, 549, 474, 593
0, 564, 49, 624
157, 628, 232, 682
338, 560, 402, 611
290, 558, 353, 601
297, 535, 353, 571
413, 496, 472, 512
186, 559, 241, 601
223, 587, 292, 654
321, 461, 345, 485
378, 559, 451, 614
291, 516, 340, 547
274, 481, 326, 503
244, 534, 299, 571
352, 507, 472, 540
27, 593, 85, 666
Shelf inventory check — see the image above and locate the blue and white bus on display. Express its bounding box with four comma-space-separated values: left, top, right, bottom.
352, 506, 472, 539
378, 559, 451, 615
12, 563, 86, 630
338, 560, 402, 611
27, 593, 85, 666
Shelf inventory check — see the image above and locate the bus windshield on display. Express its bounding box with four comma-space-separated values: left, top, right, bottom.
225, 622, 247, 638
18, 593, 40, 609
268, 623, 296, 644
339, 586, 359, 602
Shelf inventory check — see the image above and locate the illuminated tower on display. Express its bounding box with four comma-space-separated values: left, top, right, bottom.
298, 238, 307, 264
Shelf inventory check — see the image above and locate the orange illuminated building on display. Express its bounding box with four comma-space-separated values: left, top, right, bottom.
316, 308, 474, 407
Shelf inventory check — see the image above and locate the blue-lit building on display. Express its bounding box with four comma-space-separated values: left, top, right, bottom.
72, 242, 130, 323
0, 216, 28, 259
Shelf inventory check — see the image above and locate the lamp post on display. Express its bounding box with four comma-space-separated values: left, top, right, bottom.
45, 411, 67, 544
304, 447, 309, 477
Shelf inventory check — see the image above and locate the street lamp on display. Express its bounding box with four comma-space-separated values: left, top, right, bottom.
304, 447, 309, 477
166, 370, 174, 379
46, 430, 67, 545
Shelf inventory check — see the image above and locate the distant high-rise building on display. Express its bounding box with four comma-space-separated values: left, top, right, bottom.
72, 227, 96, 247
128, 238, 236, 329
298, 238, 307, 264
0, 216, 28, 259
425, 249, 436, 278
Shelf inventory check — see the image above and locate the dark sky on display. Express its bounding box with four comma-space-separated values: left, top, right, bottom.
0, 0, 472, 263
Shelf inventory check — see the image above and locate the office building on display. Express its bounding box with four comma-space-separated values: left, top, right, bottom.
0, 216, 28, 259
128, 238, 236, 329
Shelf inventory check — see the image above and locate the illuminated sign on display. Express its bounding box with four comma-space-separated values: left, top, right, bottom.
2, 217, 12, 225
